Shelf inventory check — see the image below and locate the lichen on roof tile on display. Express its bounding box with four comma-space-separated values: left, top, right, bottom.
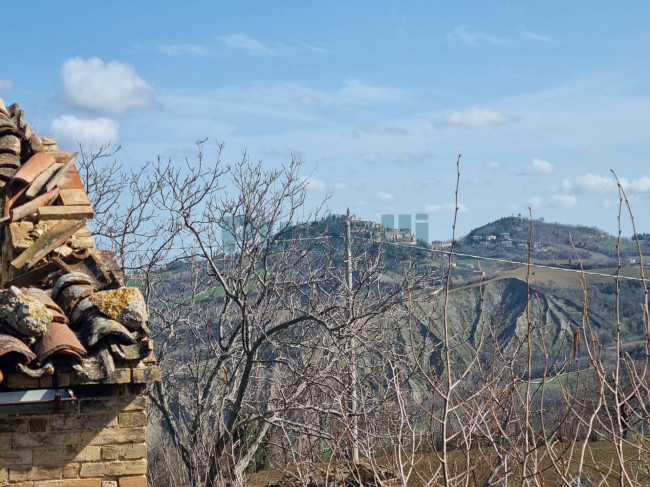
0, 287, 52, 339
89, 287, 148, 330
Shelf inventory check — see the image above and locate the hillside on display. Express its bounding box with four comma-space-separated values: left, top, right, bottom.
457, 215, 649, 265
408, 277, 608, 375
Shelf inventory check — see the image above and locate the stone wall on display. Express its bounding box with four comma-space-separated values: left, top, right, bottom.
0, 384, 147, 487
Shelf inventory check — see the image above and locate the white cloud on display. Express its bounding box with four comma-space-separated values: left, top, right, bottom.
450, 26, 508, 47
552, 194, 576, 208
159, 36, 331, 58
520, 28, 558, 43
626, 175, 650, 192
529, 158, 554, 173
334, 182, 349, 190
528, 196, 542, 207
50, 115, 119, 150
0, 79, 15, 91
60, 57, 153, 114
441, 107, 512, 129
425, 204, 441, 212
574, 173, 614, 193
303, 177, 326, 191
219, 34, 276, 56
573, 173, 650, 193
375, 192, 394, 202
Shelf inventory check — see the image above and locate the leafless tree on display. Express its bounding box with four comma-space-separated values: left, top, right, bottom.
84, 144, 650, 487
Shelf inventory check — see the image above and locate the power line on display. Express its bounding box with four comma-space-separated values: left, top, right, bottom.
112, 233, 648, 283
357, 236, 649, 283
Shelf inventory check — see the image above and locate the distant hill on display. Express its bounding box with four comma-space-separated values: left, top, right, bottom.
457, 215, 648, 265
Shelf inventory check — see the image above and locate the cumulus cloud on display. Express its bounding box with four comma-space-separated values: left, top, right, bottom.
375, 192, 394, 202
627, 176, 650, 192
50, 115, 119, 150
573, 173, 650, 193
303, 177, 326, 191
60, 57, 153, 114
440, 107, 512, 129
0, 79, 15, 91
552, 194, 576, 208
529, 158, 553, 173
528, 196, 542, 207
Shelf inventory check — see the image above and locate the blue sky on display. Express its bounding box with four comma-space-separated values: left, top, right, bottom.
2, 1, 650, 239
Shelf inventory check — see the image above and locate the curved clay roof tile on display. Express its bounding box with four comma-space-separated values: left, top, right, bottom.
0, 333, 37, 364
10, 152, 56, 185
34, 321, 86, 365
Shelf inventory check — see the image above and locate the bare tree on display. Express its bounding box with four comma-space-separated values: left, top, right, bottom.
84, 144, 650, 487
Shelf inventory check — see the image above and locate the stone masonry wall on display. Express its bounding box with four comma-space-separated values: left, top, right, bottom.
0, 385, 147, 487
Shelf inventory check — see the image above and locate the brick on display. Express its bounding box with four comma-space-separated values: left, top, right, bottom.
119, 476, 147, 487
0, 434, 10, 451
64, 481, 102, 487
101, 445, 119, 461
79, 395, 144, 414
62, 463, 80, 478
9, 221, 34, 250
34, 482, 99, 487
109, 369, 131, 384
0, 448, 31, 467
102, 481, 118, 487
6, 482, 34, 487
29, 418, 49, 433
131, 366, 160, 383
12, 432, 81, 449
84, 446, 102, 462
32, 446, 99, 465
0, 418, 28, 433
123, 396, 146, 412
0, 467, 6, 483
118, 443, 146, 460
2, 374, 39, 389
57, 372, 71, 387
79, 459, 147, 478
50, 414, 118, 431
118, 412, 146, 428
83, 427, 146, 446
9, 466, 62, 481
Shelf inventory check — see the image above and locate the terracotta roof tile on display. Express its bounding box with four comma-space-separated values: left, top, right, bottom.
0, 101, 157, 390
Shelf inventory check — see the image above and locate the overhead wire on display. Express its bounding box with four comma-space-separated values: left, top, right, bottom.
117, 232, 649, 283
